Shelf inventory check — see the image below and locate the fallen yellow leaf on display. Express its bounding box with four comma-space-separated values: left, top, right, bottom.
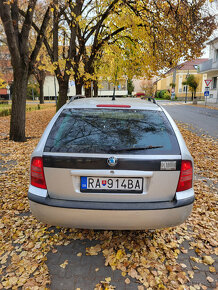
202, 256, 214, 265
60, 260, 68, 269
209, 266, 216, 273
206, 276, 214, 283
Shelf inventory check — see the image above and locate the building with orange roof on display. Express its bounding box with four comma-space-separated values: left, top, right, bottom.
0, 42, 13, 99
156, 59, 209, 101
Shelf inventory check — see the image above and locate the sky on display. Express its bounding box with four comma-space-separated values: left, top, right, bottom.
202, 46, 210, 58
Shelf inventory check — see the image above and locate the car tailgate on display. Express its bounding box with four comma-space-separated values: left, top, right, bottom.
43, 154, 181, 203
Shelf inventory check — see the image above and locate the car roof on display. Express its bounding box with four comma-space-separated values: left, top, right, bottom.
65, 97, 162, 111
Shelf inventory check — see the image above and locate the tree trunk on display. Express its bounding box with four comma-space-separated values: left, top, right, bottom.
85, 86, 91, 98
39, 78, 45, 104
93, 80, 98, 97
75, 83, 83, 95
74, 73, 84, 95
193, 89, 197, 104
57, 81, 69, 110
0, 1, 50, 142
10, 69, 28, 141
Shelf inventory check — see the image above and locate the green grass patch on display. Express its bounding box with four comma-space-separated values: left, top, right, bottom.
0, 103, 55, 117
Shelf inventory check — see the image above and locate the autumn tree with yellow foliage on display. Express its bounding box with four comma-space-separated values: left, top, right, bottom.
42, 0, 216, 109
0, 0, 217, 140
0, 0, 51, 141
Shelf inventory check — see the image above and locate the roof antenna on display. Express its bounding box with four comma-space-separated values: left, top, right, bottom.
112, 68, 118, 101
112, 86, 116, 101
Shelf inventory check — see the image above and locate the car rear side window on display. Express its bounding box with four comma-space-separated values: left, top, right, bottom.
44, 108, 180, 155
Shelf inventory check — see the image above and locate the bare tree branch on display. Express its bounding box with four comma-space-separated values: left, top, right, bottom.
0, 0, 20, 68
29, 7, 51, 74
84, 0, 120, 42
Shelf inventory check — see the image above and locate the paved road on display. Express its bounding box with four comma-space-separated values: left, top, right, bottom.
161, 103, 218, 138
46, 236, 217, 290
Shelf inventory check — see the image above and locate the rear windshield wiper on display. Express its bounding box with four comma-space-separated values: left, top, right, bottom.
110, 145, 163, 152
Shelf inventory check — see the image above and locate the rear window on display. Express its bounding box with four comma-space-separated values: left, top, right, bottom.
44, 108, 180, 155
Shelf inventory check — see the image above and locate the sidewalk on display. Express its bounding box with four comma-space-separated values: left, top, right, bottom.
189, 101, 218, 110
157, 100, 218, 109
46, 230, 217, 290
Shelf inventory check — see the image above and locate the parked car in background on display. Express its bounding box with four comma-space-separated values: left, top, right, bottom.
28, 97, 194, 230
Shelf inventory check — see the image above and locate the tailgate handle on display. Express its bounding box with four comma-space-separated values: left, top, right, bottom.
70, 170, 153, 177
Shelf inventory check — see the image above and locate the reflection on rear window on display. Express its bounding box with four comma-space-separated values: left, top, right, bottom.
44, 109, 180, 155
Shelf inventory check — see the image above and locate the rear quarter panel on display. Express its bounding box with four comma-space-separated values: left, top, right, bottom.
31, 104, 68, 158
161, 107, 193, 162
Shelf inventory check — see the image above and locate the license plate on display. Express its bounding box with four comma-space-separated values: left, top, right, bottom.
80, 177, 143, 193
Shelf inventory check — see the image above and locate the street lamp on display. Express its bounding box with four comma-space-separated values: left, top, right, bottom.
6, 85, 10, 100
193, 65, 199, 71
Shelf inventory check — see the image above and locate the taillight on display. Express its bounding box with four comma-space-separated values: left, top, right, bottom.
31, 157, 47, 189
177, 160, 193, 192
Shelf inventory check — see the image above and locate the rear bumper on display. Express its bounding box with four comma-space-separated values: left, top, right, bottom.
28, 192, 194, 230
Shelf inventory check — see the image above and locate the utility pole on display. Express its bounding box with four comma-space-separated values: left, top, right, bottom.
32, 87, 34, 101
185, 69, 190, 103
171, 69, 176, 100
54, 76, 57, 105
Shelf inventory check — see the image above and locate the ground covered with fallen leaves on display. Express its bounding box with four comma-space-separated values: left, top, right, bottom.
0, 108, 217, 289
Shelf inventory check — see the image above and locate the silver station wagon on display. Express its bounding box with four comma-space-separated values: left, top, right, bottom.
28, 97, 194, 230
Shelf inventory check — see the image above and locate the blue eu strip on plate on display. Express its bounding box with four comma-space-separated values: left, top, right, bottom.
81, 177, 87, 189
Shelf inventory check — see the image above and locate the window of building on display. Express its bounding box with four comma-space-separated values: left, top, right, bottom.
99, 79, 127, 91
212, 77, 217, 89
183, 85, 188, 92
215, 49, 218, 61
99, 80, 109, 91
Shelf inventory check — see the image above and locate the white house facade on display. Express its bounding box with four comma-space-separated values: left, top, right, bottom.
43, 76, 127, 99
199, 37, 218, 103
43, 76, 76, 100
